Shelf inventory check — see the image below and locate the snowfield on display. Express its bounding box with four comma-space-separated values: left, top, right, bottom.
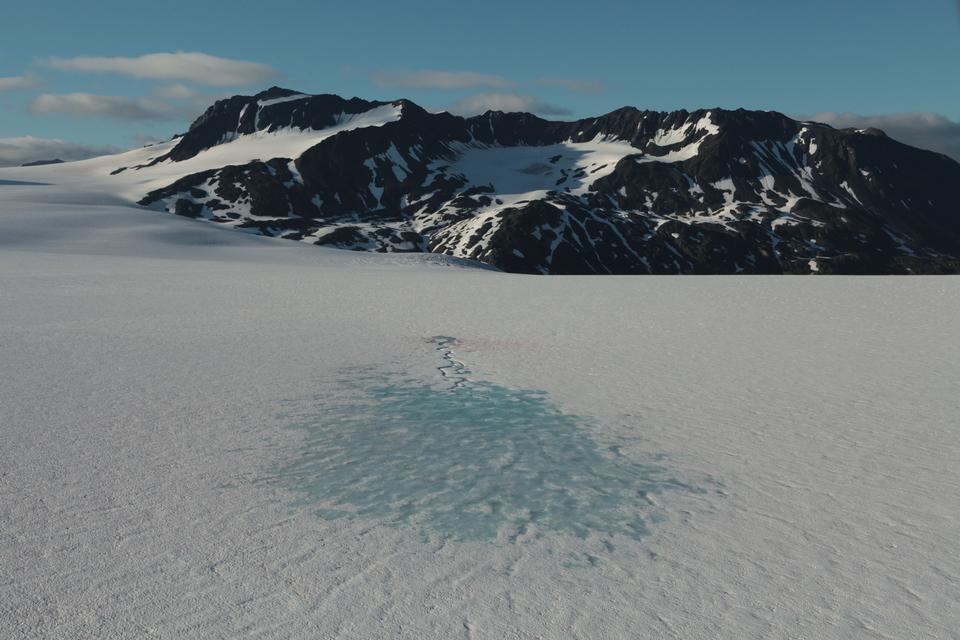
2, 163, 960, 639
0, 101, 405, 207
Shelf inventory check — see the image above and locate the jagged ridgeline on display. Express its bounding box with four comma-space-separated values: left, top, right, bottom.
138, 87, 960, 274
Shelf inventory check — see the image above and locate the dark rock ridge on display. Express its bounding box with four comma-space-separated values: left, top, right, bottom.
21, 158, 64, 167
138, 87, 960, 274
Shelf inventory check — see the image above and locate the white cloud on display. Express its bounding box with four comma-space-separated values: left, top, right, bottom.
536, 77, 606, 94
152, 83, 200, 100
801, 112, 960, 161
152, 84, 225, 115
371, 69, 514, 89
0, 136, 120, 167
40, 52, 278, 86
0, 74, 40, 91
449, 93, 572, 117
30, 92, 198, 121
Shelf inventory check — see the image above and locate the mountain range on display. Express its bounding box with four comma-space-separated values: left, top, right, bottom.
39, 87, 960, 273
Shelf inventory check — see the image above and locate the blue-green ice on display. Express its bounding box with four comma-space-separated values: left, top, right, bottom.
268, 337, 702, 544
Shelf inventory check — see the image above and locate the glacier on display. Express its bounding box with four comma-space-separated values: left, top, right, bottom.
2, 152, 959, 639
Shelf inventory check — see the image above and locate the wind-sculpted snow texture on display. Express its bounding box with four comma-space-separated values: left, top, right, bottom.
32, 85, 941, 274
266, 337, 704, 548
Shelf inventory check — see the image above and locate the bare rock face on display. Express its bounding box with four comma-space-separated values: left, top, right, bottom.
139, 88, 960, 274
20, 158, 64, 167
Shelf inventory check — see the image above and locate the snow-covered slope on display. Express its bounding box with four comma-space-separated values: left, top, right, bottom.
0, 98, 404, 206
2, 174, 959, 638
2, 88, 958, 274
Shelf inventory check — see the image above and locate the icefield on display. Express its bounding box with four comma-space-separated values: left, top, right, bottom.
2, 163, 960, 639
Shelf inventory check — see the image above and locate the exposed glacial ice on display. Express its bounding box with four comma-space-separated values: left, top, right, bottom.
266, 336, 706, 546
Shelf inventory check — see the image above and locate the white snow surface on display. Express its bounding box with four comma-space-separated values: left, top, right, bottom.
256, 93, 310, 108
0, 102, 403, 205
639, 112, 722, 164
434, 137, 637, 207
2, 169, 960, 639
416, 137, 640, 258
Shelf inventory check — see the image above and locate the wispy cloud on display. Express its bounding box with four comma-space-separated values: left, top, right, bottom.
371, 69, 514, 90
152, 83, 201, 100
536, 77, 606, 94
800, 112, 960, 161
40, 52, 278, 87
449, 93, 572, 117
151, 84, 226, 115
0, 136, 120, 167
0, 74, 40, 92
30, 93, 197, 121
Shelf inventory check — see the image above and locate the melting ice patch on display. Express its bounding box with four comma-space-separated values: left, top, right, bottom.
266, 337, 707, 546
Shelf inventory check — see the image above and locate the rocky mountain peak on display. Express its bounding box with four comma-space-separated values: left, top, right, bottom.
136, 89, 959, 274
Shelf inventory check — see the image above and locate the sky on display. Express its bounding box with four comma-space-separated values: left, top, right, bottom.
1, 0, 959, 164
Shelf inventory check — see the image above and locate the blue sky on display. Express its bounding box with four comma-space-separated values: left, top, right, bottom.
2, 0, 959, 163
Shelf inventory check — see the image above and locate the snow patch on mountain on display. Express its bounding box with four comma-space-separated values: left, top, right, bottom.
0, 102, 405, 205
175, 102, 403, 177
639, 112, 721, 163
432, 137, 638, 206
